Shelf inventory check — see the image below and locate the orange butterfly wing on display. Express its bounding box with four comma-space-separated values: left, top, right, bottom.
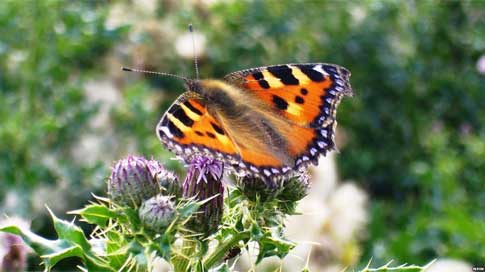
157, 92, 238, 162
156, 92, 288, 177
223, 63, 352, 177
224, 63, 352, 128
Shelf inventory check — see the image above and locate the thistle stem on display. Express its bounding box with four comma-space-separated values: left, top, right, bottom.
203, 231, 250, 269
173, 239, 196, 272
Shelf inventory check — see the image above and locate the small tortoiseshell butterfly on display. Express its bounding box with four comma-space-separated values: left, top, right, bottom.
155, 63, 352, 180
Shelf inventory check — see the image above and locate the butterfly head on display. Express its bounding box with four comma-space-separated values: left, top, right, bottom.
185, 79, 203, 93
186, 79, 241, 109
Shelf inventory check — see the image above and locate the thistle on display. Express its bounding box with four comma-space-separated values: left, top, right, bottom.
155, 169, 182, 198
236, 171, 310, 203
139, 194, 176, 232
182, 156, 224, 237
108, 156, 180, 207
278, 171, 310, 202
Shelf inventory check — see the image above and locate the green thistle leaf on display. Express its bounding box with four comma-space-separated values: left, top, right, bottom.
256, 232, 295, 264
70, 203, 118, 227
0, 208, 113, 271
47, 207, 91, 252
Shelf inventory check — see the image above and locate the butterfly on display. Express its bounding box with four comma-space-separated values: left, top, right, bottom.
156, 63, 352, 181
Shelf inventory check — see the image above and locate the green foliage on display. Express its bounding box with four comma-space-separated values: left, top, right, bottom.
0, 1, 127, 217
0, 207, 113, 271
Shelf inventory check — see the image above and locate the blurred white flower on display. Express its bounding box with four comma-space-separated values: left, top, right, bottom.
69, 80, 123, 165
149, 255, 172, 272
350, 6, 367, 25
175, 32, 206, 59
136, 0, 158, 15
7, 50, 27, 71
476, 55, 485, 75
84, 80, 122, 129
327, 183, 367, 242
199, 0, 220, 6
426, 259, 472, 272
105, 3, 133, 30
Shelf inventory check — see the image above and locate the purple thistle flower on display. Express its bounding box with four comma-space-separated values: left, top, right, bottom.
108, 156, 180, 207
182, 156, 224, 236
0, 218, 31, 272
1, 234, 28, 271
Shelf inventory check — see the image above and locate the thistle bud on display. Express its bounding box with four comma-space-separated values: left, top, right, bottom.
108, 156, 162, 207
155, 170, 181, 198
138, 195, 176, 232
182, 157, 224, 236
236, 172, 310, 202
148, 158, 181, 197
235, 176, 282, 202
278, 172, 310, 202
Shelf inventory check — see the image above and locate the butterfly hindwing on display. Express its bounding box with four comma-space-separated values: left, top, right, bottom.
224, 63, 352, 128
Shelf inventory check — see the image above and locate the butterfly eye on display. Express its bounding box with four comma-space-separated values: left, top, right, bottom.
186, 80, 202, 94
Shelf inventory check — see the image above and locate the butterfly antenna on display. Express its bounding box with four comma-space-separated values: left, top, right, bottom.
189, 23, 199, 80
121, 67, 189, 82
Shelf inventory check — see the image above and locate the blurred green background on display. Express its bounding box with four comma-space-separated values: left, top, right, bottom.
1, 0, 484, 270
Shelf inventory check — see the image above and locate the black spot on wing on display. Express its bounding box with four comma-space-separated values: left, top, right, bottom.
299, 66, 325, 82
300, 88, 308, 95
206, 132, 216, 138
211, 122, 225, 135
168, 120, 184, 138
183, 101, 203, 115
253, 72, 270, 89
267, 65, 299, 85
295, 96, 305, 104
253, 72, 264, 80
172, 108, 194, 127
195, 131, 204, 136
272, 95, 288, 110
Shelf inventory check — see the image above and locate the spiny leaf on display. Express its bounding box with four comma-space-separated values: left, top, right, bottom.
0, 225, 68, 260
177, 200, 202, 219
69, 203, 118, 227
256, 232, 295, 264
47, 206, 91, 252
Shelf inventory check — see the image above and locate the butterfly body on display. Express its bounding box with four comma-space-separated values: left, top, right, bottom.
157, 63, 352, 181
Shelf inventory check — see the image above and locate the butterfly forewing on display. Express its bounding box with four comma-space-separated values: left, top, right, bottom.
224, 63, 352, 128
156, 92, 240, 164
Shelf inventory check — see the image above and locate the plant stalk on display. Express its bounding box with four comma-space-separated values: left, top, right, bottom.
202, 231, 250, 269
172, 239, 196, 272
